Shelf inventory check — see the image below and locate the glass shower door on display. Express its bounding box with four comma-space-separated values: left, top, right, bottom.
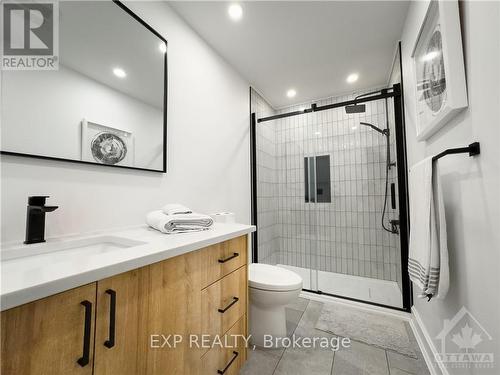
276, 114, 317, 291
254, 112, 316, 291
307, 95, 404, 309
253, 84, 407, 310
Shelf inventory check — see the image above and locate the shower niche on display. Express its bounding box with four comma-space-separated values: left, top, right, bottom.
304, 155, 331, 203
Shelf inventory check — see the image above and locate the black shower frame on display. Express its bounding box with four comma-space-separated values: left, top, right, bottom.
250, 83, 412, 312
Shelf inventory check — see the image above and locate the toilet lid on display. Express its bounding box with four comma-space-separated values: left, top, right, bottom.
249, 263, 303, 291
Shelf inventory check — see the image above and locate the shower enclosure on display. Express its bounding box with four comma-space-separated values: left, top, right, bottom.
250, 82, 411, 311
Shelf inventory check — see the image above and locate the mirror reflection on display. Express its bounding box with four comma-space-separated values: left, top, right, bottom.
1, 1, 167, 171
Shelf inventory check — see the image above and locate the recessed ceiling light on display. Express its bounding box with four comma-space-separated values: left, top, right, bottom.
346, 73, 359, 84
159, 42, 167, 54
286, 89, 297, 98
113, 67, 126, 78
228, 4, 243, 21
314, 131, 321, 136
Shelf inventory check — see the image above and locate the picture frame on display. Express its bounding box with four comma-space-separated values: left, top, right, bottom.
411, 0, 468, 141
81, 119, 135, 167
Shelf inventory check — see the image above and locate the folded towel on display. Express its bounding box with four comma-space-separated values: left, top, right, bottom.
162, 203, 192, 215
146, 210, 213, 234
408, 157, 449, 300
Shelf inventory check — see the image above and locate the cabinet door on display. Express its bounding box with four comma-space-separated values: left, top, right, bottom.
141, 250, 202, 375
94, 268, 147, 375
1, 283, 97, 375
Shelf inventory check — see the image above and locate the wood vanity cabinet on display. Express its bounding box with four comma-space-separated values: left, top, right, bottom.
1, 283, 97, 375
1, 235, 248, 375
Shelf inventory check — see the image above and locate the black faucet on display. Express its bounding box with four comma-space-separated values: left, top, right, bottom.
24, 196, 58, 244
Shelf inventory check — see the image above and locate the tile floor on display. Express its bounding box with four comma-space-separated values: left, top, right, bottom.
240, 297, 430, 375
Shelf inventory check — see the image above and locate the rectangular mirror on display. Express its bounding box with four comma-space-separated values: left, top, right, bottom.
1, 0, 167, 172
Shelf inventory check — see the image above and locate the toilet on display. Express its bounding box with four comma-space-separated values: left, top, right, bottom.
248, 263, 303, 347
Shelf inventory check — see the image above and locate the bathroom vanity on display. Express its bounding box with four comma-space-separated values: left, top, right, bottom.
1, 223, 254, 375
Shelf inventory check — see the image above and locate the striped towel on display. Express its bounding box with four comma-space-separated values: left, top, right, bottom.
408, 157, 449, 300
146, 210, 213, 234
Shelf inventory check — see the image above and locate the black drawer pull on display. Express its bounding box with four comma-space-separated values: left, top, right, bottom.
104, 289, 116, 348
77, 300, 92, 367
218, 297, 239, 313
217, 351, 239, 374
218, 252, 239, 263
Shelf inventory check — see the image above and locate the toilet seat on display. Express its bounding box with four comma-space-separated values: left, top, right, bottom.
249, 263, 302, 292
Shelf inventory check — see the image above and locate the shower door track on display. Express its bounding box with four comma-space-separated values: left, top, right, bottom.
250, 80, 412, 313
301, 289, 410, 313
257, 88, 397, 123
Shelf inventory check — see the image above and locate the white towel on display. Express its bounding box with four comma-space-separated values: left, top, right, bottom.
161, 203, 192, 215
433, 161, 449, 299
146, 210, 213, 234
408, 157, 449, 300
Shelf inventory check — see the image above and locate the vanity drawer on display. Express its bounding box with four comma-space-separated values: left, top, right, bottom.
201, 266, 247, 342
200, 316, 246, 375
200, 236, 247, 288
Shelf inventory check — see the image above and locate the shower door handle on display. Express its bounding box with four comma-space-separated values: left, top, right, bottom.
390, 183, 396, 210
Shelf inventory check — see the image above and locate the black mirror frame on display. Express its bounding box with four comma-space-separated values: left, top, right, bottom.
0, 0, 168, 173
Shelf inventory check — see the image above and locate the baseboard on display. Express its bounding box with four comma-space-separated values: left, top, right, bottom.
410, 306, 449, 375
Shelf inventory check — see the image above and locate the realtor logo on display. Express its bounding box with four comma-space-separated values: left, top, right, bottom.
435, 307, 494, 369
1, 0, 59, 70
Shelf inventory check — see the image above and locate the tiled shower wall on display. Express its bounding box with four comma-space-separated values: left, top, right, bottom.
253, 88, 402, 287
251, 88, 279, 264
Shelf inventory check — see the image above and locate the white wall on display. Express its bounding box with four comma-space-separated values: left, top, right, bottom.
401, 1, 500, 372
0, 1, 251, 242
2, 65, 163, 170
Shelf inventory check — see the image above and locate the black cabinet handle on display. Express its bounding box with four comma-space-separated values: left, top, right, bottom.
77, 300, 92, 367
217, 351, 239, 374
104, 289, 116, 349
218, 252, 239, 263
218, 297, 239, 313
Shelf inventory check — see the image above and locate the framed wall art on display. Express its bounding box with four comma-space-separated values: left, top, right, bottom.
411, 0, 468, 141
81, 119, 135, 167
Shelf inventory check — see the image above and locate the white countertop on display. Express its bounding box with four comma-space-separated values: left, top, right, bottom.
0, 223, 255, 311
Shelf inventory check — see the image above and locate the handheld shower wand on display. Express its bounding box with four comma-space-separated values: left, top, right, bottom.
344, 93, 398, 234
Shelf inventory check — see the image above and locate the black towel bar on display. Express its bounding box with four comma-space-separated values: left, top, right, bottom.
432, 142, 480, 162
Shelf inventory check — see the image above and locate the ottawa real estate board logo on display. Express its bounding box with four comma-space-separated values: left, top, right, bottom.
1, 0, 59, 70
435, 307, 494, 370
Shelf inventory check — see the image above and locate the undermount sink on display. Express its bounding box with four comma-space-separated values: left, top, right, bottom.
1, 236, 146, 263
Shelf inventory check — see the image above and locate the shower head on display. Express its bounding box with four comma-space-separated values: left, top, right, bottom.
345, 104, 366, 114
360, 122, 389, 136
